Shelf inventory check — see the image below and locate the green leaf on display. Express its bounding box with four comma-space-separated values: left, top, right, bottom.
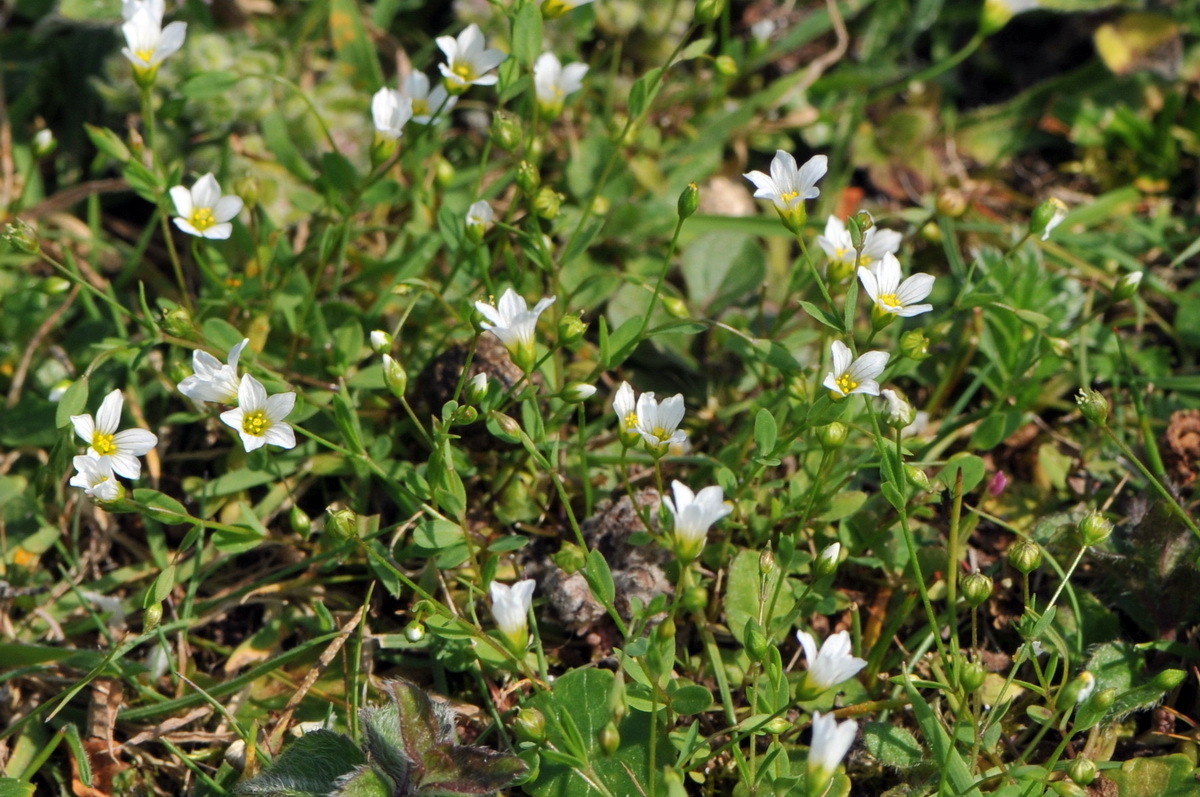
263, 111, 317, 181
180, 71, 242, 100
584, 549, 615, 608
329, 0, 383, 89
753, 408, 777, 457
144, 564, 176, 607
820, 490, 868, 522
604, 316, 642, 368
938, 453, 985, 494
902, 676, 983, 797
84, 124, 130, 164
1103, 754, 1199, 797
417, 745, 529, 794
511, 2, 544, 68
797, 300, 843, 331
321, 152, 360, 195
123, 160, 162, 203
331, 767, 394, 797
628, 68, 663, 119
860, 721, 923, 769
132, 489, 191, 526
970, 411, 1023, 452
55, 379, 89, 430
668, 684, 713, 715
881, 481, 907, 513
235, 729, 365, 796
0, 779, 35, 797
726, 548, 793, 645
333, 393, 365, 454
678, 37, 714, 61
362, 680, 445, 784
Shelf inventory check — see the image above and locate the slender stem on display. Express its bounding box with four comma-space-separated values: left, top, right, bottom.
1101, 426, 1200, 540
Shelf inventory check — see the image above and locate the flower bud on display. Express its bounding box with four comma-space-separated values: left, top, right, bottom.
815, 542, 841, 578
847, 214, 864, 251
1067, 757, 1097, 787
563, 382, 596, 402
33, 128, 57, 159
490, 111, 523, 151
899, 329, 931, 361
980, 0, 1017, 35
680, 585, 708, 613
961, 572, 993, 608
762, 717, 791, 735
695, 0, 725, 23
744, 619, 770, 663
1008, 539, 1042, 574
1058, 671, 1096, 709
1075, 388, 1108, 426
936, 187, 968, 217
655, 615, 677, 642
558, 313, 588, 346
370, 330, 393, 354
599, 721, 620, 755
467, 372, 488, 404
920, 221, 943, 244
880, 389, 917, 429
660, 294, 690, 318
818, 422, 849, 450
590, 195, 611, 216
290, 505, 313, 537
143, 602, 163, 633
4, 220, 41, 254
1048, 781, 1088, 797
159, 306, 194, 338
714, 55, 738, 76
327, 507, 359, 541
433, 156, 455, 188
905, 464, 931, 491
678, 182, 700, 220
453, 404, 478, 425
1031, 197, 1068, 241
1077, 510, 1112, 547
514, 707, 547, 743
516, 161, 540, 195
490, 411, 522, 440
383, 354, 408, 399
1092, 687, 1116, 710
1113, 271, 1143, 302
404, 620, 426, 643
552, 541, 587, 574
370, 133, 399, 168
959, 660, 986, 692
533, 187, 563, 220
759, 545, 776, 575
1048, 337, 1072, 358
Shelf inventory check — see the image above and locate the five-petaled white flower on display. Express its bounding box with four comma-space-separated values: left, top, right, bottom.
634, 391, 688, 456
220, 374, 297, 452
179, 338, 249, 405
466, 200, 494, 235
489, 578, 535, 650
534, 52, 588, 118
71, 389, 158, 480
70, 455, 122, 502
817, 215, 903, 270
475, 288, 556, 372
170, 174, 243, 240
796, 629, 867, 699
121, 0, 186, 74
664, 480, 732, 561
400, 72, 455, 124
371, 88, 414, 140
437, 24, 506, 93
743, 150, 827, 233
823, 341, 889, 400
858, 253, 934, 319
612, 382, 641, 447
542, 0, 593, 17
807, 711, 858, 788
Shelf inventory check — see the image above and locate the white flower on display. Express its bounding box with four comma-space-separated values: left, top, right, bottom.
858, 253, 934, 319
467, 372, 489, 403
542, 0, 593, 17
634, 392, 688, 455
879, 388, 917, 430
743, 151, 827, 232
437, 24, 506, 93
170, 174, 243, 240
664, 480, 732, 560
369, 330, 392, 354
817, 215, 903, 270
817, 542, 841, 574
466, 200, 494, 229
1074, 671, 1096, 704
613, 382, 640, 447
178, 338, 249, 405
823, 341, 889, 399
796, 630, 867, 697
70, 389, 158, 480
534, 52, 588, 118
1039, 197, 1068, 241
121, 0, 162, 21
70, 455, 122, 502
371, 88, 413, 140
564, 382, 596, 402
219, 374, 296, 452
474, 288, 556, 371
121, 1, 186, 73
400, 72, 455, 124
489, 579, 535, 649
808, 711, 858, 784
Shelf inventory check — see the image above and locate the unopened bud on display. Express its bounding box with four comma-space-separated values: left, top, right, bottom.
900, 329, 931, 361
818, 422, 849, 450
327, 507, 359, 541
960, 660, 986, 692
1009, 539, 1042, 574
880, 389, 916, 429
1075, 387, 1108, 426
1067, 757, 1097, 787
467, 372, 488, 404
905, 465, 931, 491
33, 129, 57, 159
552, 541, 586, 574
434, 156, 455, 187
1048, 782, 1087, 797
714, 54, 738, 76
490, 411, 523, 442
143, 602, 163, 633
514, 707, 546, 743
660, 294, 690, 318
759, 545, 776, 575
3, 220, 40, 254
383, 354, 408, 399
762, 717, 791, 735
1077, 510, 1112, 547
1113, 271, 1143, 301
920, 220, 943, 243
656, 615, 677, 642
533, 187, 563, 220
234, 174, 259, 211
453, 404, 478, 425
936, 187, 968, 218
599, 721, 620, 755
1048, 337, 1072, 358
694, 0, 725, 24
961, 572, 993, 608
1059, 671, 1096, 709
1031, 197, 1068, 241
680, 585, 708, 613
370, 330, 393, 354
744, 619, 770, 662
290, 505, 313, 537
815, 542, 841, 577
847, 214, 864, 251
159, 306, 193, 338
404, 620, 426, 642
558, 313, 588, 346
678, 182, 700, 220
490, 111, 522, 151
516, 161, 540, 194
563, 382, 596, 402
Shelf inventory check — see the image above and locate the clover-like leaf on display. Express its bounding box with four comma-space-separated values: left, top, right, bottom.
235, 730, 365, 796
415, 744, 529, 796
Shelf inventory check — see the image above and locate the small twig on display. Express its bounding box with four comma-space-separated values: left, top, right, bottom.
5, 284, 79, 409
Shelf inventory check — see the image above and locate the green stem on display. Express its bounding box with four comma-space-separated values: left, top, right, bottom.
1101, 425, 1200, 540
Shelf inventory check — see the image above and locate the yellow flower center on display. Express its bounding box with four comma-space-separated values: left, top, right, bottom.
242, 409, 270, 437
543, 0, 569, 15
623, 411, 638, 430
859, 254, 874, 267
189, 207, 216, 231
835, 246, 850, 261
650, 426, 671, 441
452, 62, 476, 82
877, 292, 900, 311
836, 374, 858, 395
412, 98, 430, 116
135, 48, 156, 64
780, 190, 800, 204
93, 432, 117, 456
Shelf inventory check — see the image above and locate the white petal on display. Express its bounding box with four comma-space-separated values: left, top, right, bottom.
829, 341, 852, 375
227, 338, 250, 369
742, 170, 778, 199
895, 273, 935, 306
71, 413, 96, 444
202, 223, 233, 240
265, 391, 296, 422
857, 267, 879, 302
237, 374, 267, 411
95, 390, 124, 434
263, 422, 296, 449
108, 451, 142, 479
239, 429, 267, 452
435, 34, 458, 61
113, 428, 157, 457
155, 21, 187, 62
797, 154, 828, 197
191, 174, 221, 209
849, 350, 890, 381
214, 195, 244, 223
173, 218, 202, 237
169, 185, 193, 217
